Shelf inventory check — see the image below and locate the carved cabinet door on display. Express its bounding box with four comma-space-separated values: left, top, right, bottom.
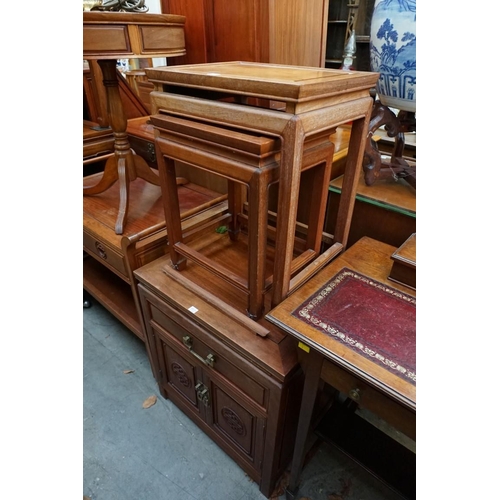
203, 373, 267, 476
155, 333, 205, 421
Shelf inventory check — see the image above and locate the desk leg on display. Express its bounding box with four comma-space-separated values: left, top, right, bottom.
286, 348, 324, 499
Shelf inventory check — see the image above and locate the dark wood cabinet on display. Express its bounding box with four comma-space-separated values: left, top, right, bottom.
135, 260, 303, 497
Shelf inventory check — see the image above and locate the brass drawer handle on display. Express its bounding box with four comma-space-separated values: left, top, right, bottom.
147, 142, 156, 163
182, 335, 215, 367
348, 388, 361, 402
195, 381, 211, 407
95, 242, 107, 260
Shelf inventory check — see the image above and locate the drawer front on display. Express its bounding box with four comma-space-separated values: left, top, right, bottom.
145, 294, 268, 410
320, 359, 416, 440
83, 231, 128, 279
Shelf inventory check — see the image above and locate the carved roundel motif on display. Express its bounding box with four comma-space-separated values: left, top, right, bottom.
171, 362, 191, 387
221, 407, 246, 436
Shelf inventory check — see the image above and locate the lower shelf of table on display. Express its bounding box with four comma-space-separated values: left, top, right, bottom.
83, 255, 144, 340
315, 398, 416, 499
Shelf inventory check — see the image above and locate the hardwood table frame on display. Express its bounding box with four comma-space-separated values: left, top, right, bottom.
146, 62, 379, 318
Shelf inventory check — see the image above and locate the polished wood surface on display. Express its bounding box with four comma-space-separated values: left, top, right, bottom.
83, 11, 186, 60
266, 236, 416, 498
147, 61, 379, 314
389, 233, 416, 290
326, 167, 416, 248
147, 61, 378, 112
83, 120, 114, 161
83, 173, 227, 339
161, 0, 328, 67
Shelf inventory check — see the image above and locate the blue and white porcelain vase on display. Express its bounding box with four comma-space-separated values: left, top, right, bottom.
369, 0, 416, 112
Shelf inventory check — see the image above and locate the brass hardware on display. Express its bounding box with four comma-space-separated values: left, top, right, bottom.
195, 381, 210, 407
95, 242, 107, 260
348, 388, 361, 402
182, 336, 215, 367
146, 142, 156, 163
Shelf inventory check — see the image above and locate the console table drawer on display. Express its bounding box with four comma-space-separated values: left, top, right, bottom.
146, 295, 268, 410
83, 231, 127, 279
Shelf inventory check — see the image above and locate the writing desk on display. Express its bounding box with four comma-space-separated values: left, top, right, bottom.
266, 236, 416, 498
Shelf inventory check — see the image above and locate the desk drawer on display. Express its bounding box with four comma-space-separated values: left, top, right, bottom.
83, 231, 127, 280
320, 359, 416, 440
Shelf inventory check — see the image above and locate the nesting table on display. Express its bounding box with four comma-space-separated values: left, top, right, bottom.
145, 61, 379, 319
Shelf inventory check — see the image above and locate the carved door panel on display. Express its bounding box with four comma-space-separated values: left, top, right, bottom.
155, 332, 205, 420
204, 374, 266, 474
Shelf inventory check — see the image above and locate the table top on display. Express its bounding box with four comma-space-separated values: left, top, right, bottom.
266, 237, 416, 409
146, 61, 379, 103
83, 11, 186, 60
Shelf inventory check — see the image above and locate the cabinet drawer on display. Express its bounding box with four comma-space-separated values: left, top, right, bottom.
83, 231, 127, 279
141, 286, 268, 410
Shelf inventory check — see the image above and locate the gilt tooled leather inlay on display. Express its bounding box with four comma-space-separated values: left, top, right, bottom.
292, 268, 416, 385
221, 407, 246, 436
171, 363, 191, 387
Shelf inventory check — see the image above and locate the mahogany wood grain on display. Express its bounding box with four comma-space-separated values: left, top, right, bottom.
326, 166, 416, 248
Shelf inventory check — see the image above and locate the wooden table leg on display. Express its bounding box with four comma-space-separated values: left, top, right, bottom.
271, 119, 305, 308
83, 59, 160, 235
286, 348, 324, 499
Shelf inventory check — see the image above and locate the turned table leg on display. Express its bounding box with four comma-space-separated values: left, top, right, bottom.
83, 59, 160, 234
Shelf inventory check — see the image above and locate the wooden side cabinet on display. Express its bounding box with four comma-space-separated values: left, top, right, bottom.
134, 258, 304, 497
83, 173, 227, 340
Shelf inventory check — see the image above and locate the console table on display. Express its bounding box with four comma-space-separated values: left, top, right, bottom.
266, 236, 416, 498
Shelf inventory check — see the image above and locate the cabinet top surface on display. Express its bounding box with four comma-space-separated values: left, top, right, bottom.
146, 61, 379, 101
